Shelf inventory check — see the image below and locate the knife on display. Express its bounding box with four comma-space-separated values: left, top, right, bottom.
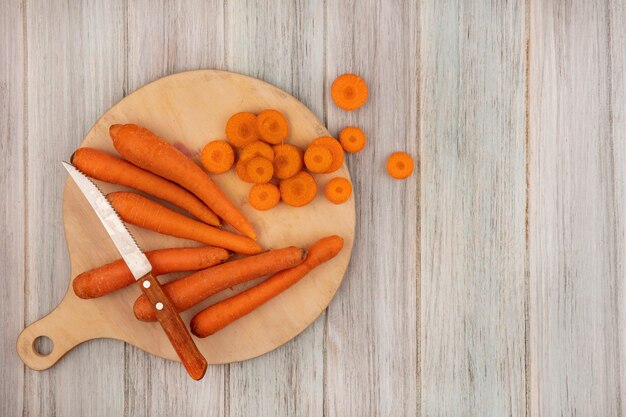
62, 161, 208, 380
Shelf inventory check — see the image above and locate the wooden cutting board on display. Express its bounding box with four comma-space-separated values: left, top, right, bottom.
17, 70, 355, 371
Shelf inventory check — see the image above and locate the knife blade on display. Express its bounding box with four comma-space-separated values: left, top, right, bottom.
62, 161, 208, 380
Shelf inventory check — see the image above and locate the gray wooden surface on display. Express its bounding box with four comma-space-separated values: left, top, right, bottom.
1, 1, 624, 416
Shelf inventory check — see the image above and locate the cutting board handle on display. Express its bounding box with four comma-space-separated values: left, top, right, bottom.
16, 301, 93, 371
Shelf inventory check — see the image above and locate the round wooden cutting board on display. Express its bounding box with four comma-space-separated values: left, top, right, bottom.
17, 70, 355, 370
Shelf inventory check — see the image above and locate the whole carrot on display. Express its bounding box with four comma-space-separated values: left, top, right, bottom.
134, 246, 306, 321
73, 246, 230, 299
107, 192, 262, 255
72, 147, 219, 226
190, 236, 343, 337
109, 124, 257, 239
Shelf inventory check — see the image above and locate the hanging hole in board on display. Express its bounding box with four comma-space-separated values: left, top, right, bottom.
33, 335, 54, 356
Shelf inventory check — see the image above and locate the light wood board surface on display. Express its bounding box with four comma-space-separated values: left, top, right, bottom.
2, 0, 625, 416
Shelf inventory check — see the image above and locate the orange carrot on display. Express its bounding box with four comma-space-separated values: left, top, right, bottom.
339, 126, 366, 153
190, 236, 344, 337
245, 156, 274, 183
235, 159, 254, 183
304, 145, 333, 173
108, 192, 262, 255
279, 171, 317, 207
331, 73, 368, 111
386, 151, 414, 179
226, 112, 259, 148
109, 124, 256, 239
134, 246, 306, 321
310, 136, 344, 173
273, 144, 303, 179
73, 246, 230, 299
240, 141, 274, 162
72, 147, 219, 226
325, 177, 352, 204
248, 183, 280, 211
256, 109, 289, 144
200, 140, 235, 174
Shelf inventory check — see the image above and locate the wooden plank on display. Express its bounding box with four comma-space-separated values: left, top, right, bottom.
125, 1, 226, 416
0, 0, 25, 416
420, 1, 527, 416
528, 1, 625, 415
224, 1, 325, 416
324, 0, 419, 416
23, 0, 126, 416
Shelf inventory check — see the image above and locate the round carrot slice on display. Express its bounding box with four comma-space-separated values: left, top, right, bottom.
280, 171, 317, 207
339, 126, 366, 153
311, 136, 344, 173
257, 109, 289, 144
386, 152, 414, 179
273, 144, 303, 179
331, 74, 368, 111
325, 177, 352, 204
235, 159, 254, 183
200, 140, 235, 174
245, 156, 274, 184
304, 145, 333, 173
248, 183, 280, 210
226, 112, 259, 148
240, 141, 274, 162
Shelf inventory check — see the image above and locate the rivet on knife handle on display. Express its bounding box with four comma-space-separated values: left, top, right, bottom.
139, 272, 208, 380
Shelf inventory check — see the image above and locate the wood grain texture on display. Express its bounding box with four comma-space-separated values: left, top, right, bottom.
528, 1, 625, 415
23, 0, 126, 416
324, 0, 419, 416
0, 0, 25, 416
420, 1, 527, 416
125, 2, 226, 415
225, 1, 326, 416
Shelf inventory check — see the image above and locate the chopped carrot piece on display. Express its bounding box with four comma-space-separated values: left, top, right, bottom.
235, 159, 254, 183
331, 74, 368, 111
240, 141, 274, 162
280, 171, 317, 207
248, 183, 280, 211
226, 112, 259, 148
200, 140, 235, 174
273, 144, 303, 179
325, 177, 352, 204
304, 145, 333, 173
257, 109, 289, 144
245, 156, 274, 183
311, 136, 344, 173
339, 126, 366, 153
386, 152, 414, 179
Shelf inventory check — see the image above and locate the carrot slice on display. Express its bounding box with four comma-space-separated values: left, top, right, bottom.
235, 159, 254, 183
256, 109, 289, 144
273, 144, 303, 179
248, 183, 280, 211
331, 74, 368, 111
339, 126, 366, 153
310, 136, 344, 173
226, 112, 259, 148
240, 141, 274, 162
386, 152, 414, 179
304, 145, 333, 173
280, 171, 317, 207
325, 177, 352, 204
245, 156, 274, 183
200, 140, 235, 174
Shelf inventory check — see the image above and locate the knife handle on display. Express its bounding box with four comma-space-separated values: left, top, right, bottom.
139, 272, 208, 380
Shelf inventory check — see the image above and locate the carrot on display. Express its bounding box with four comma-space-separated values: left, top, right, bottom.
304, 145, 333, 173
273, 144, 303, 179
279, 171, 317, 207
225, 112, 259, 148
108, 192, 262, 255
310, 136, 344, 173
200, 140, 234, 174
339, 126, 366, 153
190, 236, 344, 337
325, 177, 352, 204
248, 183, 280, 211
73, 246, 230, 299
72, 147, 219, 226
245, 156, 274, 183
256, 109, 289, 144
235, 159, 254, 183
240, 141, 274, 162
331, 73, 368, 111
386, 151, 414, 179
134, 246, 306, 321
109, 124, 256, 239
